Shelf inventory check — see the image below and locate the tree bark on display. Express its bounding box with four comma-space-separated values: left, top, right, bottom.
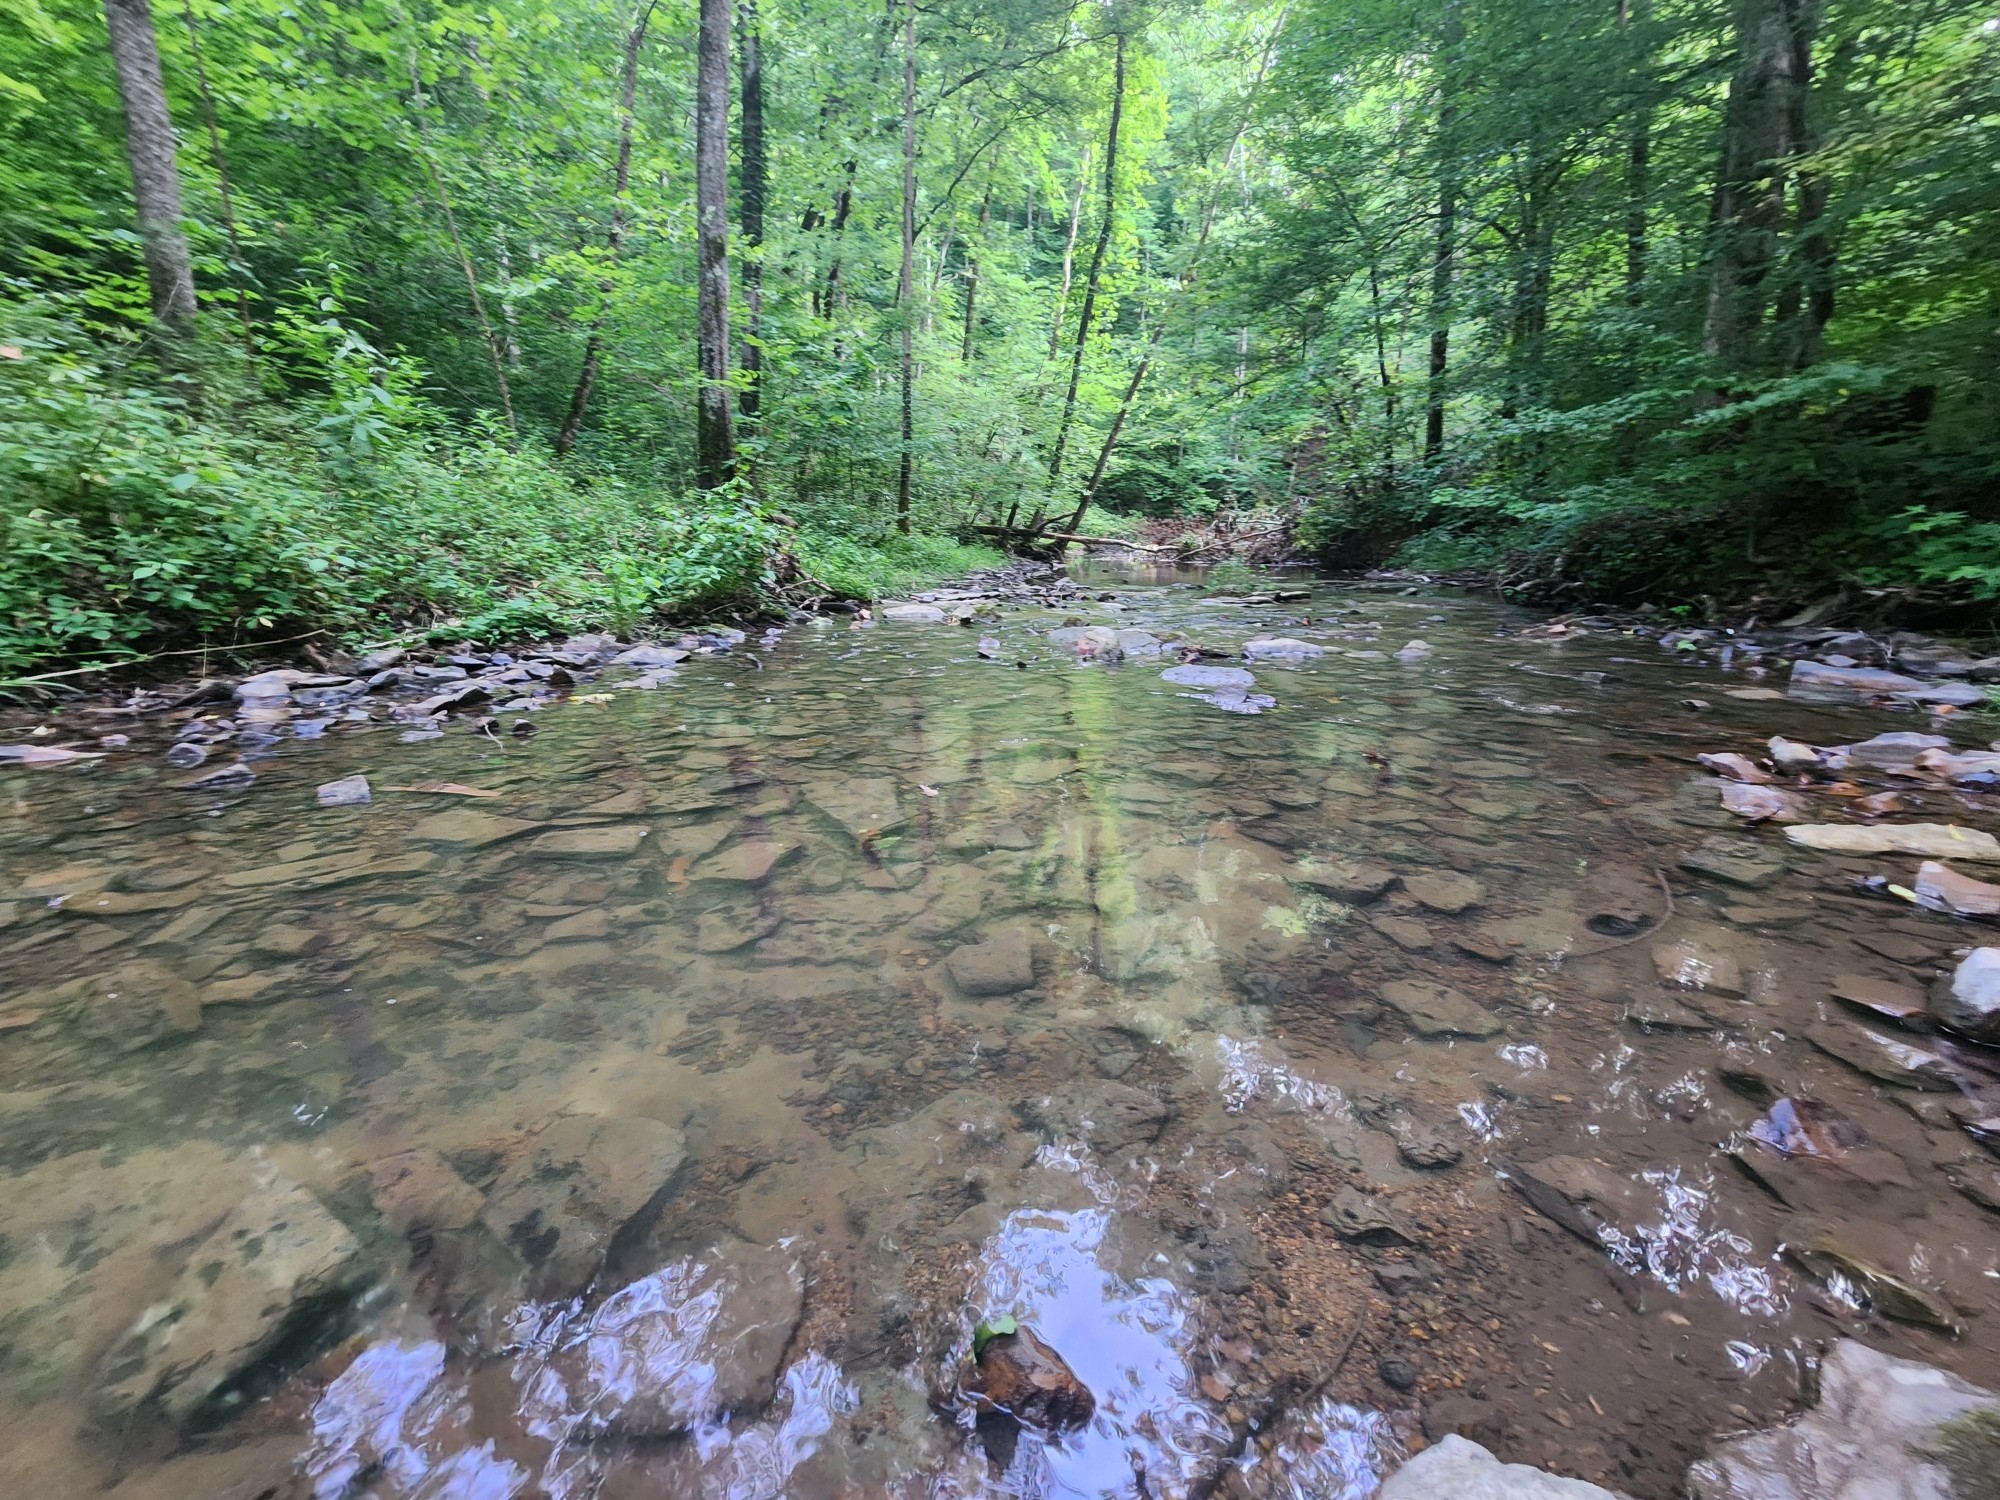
1047, 151, 1089, 360
1046, 30, 1125, 490
895, 0, 916, 533
177, 0, 254, 352
555, 5, 651, 457
695, 0, 736, 489
1701, 0, 1820, 372
103, 0, 197, 335
1425, 2, 1459, 460
1619, 0, 1652, 301
739, 0, 766, 425
960, 171, 992, 361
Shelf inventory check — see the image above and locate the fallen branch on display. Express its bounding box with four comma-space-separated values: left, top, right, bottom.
971, 525, 1170, 553
0, 628, 332, 691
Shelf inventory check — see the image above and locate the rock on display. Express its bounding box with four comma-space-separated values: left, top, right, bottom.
369, 1149, 484, 1235
408, 811, 539, 848
1829, 973, 1933, 1031
1781, 1231, 1962, 1333
804, 778, 907, 841
1290, 859, 1400, 903
252, 921, 324, 959
1116, 629, 1164, 655
181, 761, 255, 790
1914, 860, 2000, 917
1404, 871, 1484, 914
1718, 782, 1811, 822
1931, 948, 2000, 1044
1506, 1156, 1646, 1252
481, 1117, 688, 1297
1319, 1187, 1418, 1245
315, 775, 371, 807
1380, 980, 1502, 1038
1915, 747, 2000, 783
1044, 1080, 1170, 1152
1625, 992, 1716, 1031
1380, 1435, 1628, 1500
233, 672, 295, 703
1424, 1396, 1507, 1450
946, 930, 1035, 996
1844, 732, 1952, 772
1161, 664, 1256, 689
410, 681, 492, 716
1788, 660, 1930, 704
694, 906, 780, 953
1651, 938, 1744, 996
882, 603, 948, 623
961, 1325, 1096, 1432
693, 838, 798, 883
1050, 625, 1124, 659
1806, 1021, 1960, 1091
1394, 640, 1433, 661
1244, 637, 1326, 661
1387, 1113, 1463, 1169
1373, 914, 1435, 951
354, 645, 406, 672
1379, 1356, 1418, 1391
1697, 752, 1773, 783
1786, 822, 2000, 862
1769, 735, 1831, 772
611, 644, 690, 669
552, 1241, 805, 1435
1856, 931, 1939, 966
546, 909, 615, 942
63, 960, 204, 1049
1453, 930, 1517, 964
1689, 1340, 1997, 1500
92, 1178, 369, 1432
529, 825, 648, 860
1678, 837, 1787, 888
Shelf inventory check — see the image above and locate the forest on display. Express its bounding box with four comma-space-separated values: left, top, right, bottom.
3, 0, 1998, 675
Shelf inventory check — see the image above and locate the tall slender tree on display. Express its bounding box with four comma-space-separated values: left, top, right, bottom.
1047, 29, 1126, 489
695, 0, 736, 488
895, 0, 917, 533
739, 0, 766, 426
101, 0, 197, 335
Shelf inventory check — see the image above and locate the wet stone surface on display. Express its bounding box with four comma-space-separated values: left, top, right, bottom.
2, 568, 2000, 1498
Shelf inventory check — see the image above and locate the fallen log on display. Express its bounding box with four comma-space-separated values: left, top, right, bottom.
971, 525, 1172, 553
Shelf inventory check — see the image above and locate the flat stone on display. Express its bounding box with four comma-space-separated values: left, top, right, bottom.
1289, 859, 1400, 903
694, 906, 780, 953
804, 778, 907, 840
1844, 732, 1951, 772
1626, 992, 1716, 1031
1319, 1187, 1418, 1245
1651, 938, 1744, 996
93, 1178, 368, 1431
222, 851, 438, 889
1913, 860, 2000, 917
1788, 660, 1929, 704
316, 775, 371, 807
252, 922, 324, 959
369, 1148, 484, 1235
1243, 637, 1326, 661
1380, 980, 1502, 1038
1806, 1022, 1960, 1091
1932, 947, 2000, 1044
61, 887, 201, 917
548, 1240, 805, 1436
1373, 914, 1435, 951
1689, 1340, 1996, 1500
546, 909, 615, 942
693, 838, 798, 883
1830, 973, 1933, 1031
1785, 822, 2000, 862
1453, 930, 1516, 964
611, 644, 690, 668
1404, 871, 1484, 914
481, 1116, 688, 1297
881, 603, 947, 623
61, 960, 203, 1050
1161, 664, 1256, 689
1381, 1435, 1627, 1500
946, 930, 1036, 996
408, 811, 540, 848
529, 825, 648, 860
1045, 1080, 1170, 1153
1679, 837, 1788, 888
1856, 931, 1940, 966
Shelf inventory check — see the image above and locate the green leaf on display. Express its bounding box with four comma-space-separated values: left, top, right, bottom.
971, 1314, 1017, 1358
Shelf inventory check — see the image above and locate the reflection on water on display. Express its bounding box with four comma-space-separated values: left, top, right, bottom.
3, 570, 1999, 1498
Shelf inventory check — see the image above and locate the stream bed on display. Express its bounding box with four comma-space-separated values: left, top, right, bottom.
2, 570, 1998, 1499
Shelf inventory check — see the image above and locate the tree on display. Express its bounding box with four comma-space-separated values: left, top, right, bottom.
695, 0, 736, 488
738, 0, 766, 427
101, 0, 197, 335
895, 0, 916, 532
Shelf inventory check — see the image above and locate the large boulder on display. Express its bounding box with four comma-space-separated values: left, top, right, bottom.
92, 1178, 370, 1434
480, 1116, 688, 1296
1688, 1339, 1998, 1500
1379, 1435, 1628, 1499
946, 930, 1036, 996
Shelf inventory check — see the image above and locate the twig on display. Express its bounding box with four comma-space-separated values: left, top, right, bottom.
0, 629, 331, 690
1185, 1312, 1367, 1500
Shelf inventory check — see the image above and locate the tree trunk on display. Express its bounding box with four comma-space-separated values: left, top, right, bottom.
895, 0, 916, 533
555, 6, 650, 456
695, 0, 736, 489
103, 0, 197, 335
1425, 3, 1459, 459
1619, 0, 1652, 301
1780, 9, 1833, 367
177, 0, 254, 352
1046, 30, 1126, 489
960, 171, 992, 361
1701, 0, 1819, 371
739, 0, 766, 425
1047, 151, 1089, 360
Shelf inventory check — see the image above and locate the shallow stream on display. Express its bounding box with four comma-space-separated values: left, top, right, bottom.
2, 570, 1998, 1499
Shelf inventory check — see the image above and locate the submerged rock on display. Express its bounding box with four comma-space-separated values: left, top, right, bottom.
882, 602, 948, 623
1914, 861, 2000, 917
945, 930, 1036, 996
961, 1325, 1096, 1432
315, 774, 371, 807
1319, 1186, 1418, 1245
1651, 938, 1745, 997
1244, 637, 1326, 661
1787, 660, 1930, 704
93, 1178, 370, 1434
1380, 1434, 1627, 1499
1806, 1021, 1960, 1091
1380, 980, 1502, 1038
480, 1116, 688, 1297
1782, 1231, 1962, 1333
1161, 663, 1256, 690
1404, 870, 1485, 914
1286, 858, 1396, 903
